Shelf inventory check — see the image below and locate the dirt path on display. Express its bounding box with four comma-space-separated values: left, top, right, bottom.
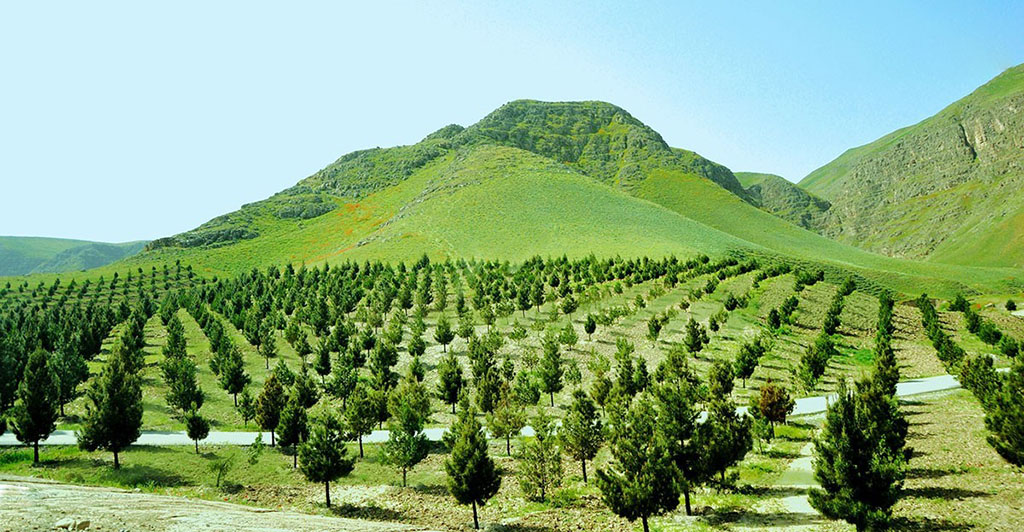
0, 475, 435, 532
776, 443, 816, 515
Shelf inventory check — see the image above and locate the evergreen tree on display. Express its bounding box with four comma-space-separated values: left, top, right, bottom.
258, 326, 276, 369
559, 390, 604, 483
752, 379, 794, 431
584, 314, 597, 341
313, 339, 332, 384
50, 348, 88, 417
298, 413, 355, 507
434, 313, 455, 352
256, 374, 286, 446
517, 411, 562, 502
293, 365, 320, 408
163, 314, 187, 359
985, 359, 1024, 466
486, 382, 526, 455
708, 359, 735, 398
733, 338, 764, 388
655, 378, 702, 515
237, 389, 255, 427
327, 351, 358, 408
184, 407, 210, 455
809, 379, 909, 531
538, 332, 564, 407
345, 382, 377, 458
277, 389, 310, 468
12, 348, 59, 464
77, 353, 143, 469
369, 341, 399, 391
382, 374, 432, 486
444, 395, 501, 530
597, 393, 680, 532
218, 347, 250, 406
695, 397, 752, 488
684, 318, 707, 355
161, 355, 204, 414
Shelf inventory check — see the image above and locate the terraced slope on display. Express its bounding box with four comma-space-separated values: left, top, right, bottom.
801, 64, 1024, 267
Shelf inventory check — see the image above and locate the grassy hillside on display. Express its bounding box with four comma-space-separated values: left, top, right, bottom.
735, 172, 831, 229
7, 100, 1021, 298
0, 236, 146, 275
800, 64, 1024, 267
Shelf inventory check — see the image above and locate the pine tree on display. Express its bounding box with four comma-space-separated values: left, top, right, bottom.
162, 314, 187, 359
218, 347, 250, 406
161, 355, 204, 414
695, 397, 752, 489
733, 338, 764, 388
313, 339, 332, 384
809, 378, 909, 531
237, 389, 255, 427
433, 353, 467, 415
345, 382, 377, 458
434, 314, 455, 352
77, 353, 143, 469
259, 326, 276, 369
584, 314, 597, 341
444, 395, 501, 530
382, 374, 432, 486
255, 374, 285, 446
486, 382, 526, 455
50, 348, 88, 417
560, 390, 604, 484
12, 348, 59, 464
655, 378, 702, 515
517, 411, 562, 502
684, 318, 707, 355
985, 359, 1024, 466
298, 413, 354, 507
277, 389, 309, 468
597, 393, 680, 532
184, 407, 210, 454
538, 332, 564, 407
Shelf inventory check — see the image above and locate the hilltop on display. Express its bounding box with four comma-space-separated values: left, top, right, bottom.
735, 172, 831, 229
27, 99, 1020, 296
0, 236, 146, 276
801, 64, 1024, 267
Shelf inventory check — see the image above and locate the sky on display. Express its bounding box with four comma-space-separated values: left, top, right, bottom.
2, 1, 1022, 242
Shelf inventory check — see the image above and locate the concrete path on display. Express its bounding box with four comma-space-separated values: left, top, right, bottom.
777, 442, 816, 515
0, 372, 968, 448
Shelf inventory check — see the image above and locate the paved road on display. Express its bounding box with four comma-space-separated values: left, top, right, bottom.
0, 372, 972, 447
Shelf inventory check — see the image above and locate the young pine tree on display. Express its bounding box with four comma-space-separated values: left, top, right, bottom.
537, 332, 564, 407
382, 373, 432, 487
559, 390, 604, 484
298, 413, 355, 507
77, 353, 143, 469
184, 407, 210, 455
277, 389, 310, 468
445, 395, 501, 530
517, 411, 562, 502
486, 381, 526, 456
597, 393, 680, 532
255, 374, 286, 446
12, 348, 59, 464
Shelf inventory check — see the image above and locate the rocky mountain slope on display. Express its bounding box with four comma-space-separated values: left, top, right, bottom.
800, 64, 1024, 267
735, 172, 831, 229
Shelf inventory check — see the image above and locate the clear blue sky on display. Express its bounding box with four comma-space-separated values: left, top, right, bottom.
2, 1, 1022, 242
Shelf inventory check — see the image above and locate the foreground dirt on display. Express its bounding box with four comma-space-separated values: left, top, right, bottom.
0, 475, 434, 532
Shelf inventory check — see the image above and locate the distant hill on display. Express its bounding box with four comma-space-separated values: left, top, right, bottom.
801, 64, 1024, 267
73, 99, 1021, 296
735, 172, 831, 229
0, 237, 147, 275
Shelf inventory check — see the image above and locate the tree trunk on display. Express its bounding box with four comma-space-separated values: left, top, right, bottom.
402, 467, 407, 487
684, 489, 691, 515
293, 453, 297, 468
113, 451, 120, 470
642, 515, 649, 532
60, 402, 65, 417
581, 459, 587, 484
195, 440, 199, 454
550, 392, 554, 407
359, 435, 364, 458
233, 393, 238, 407
452, 402, 456, 415
33, 441, 39, 464
265, 357, 269, 369
472, 500, 479, 529
325, 481, 331, 507
506, 435, 511, 456
270, 431, 275, 446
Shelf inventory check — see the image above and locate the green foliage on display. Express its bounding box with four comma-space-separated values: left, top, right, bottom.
183, 407, 210, 454
11, 348, 59, 463
77, 352, 143, 469
382, 374, 432, 486
517, 411, 562, 502
255, 374, 285, 445
597, 393, 680, 532
445, 395, 501, 530
560, 390, 604, 484
985, 359, 1024, 466
298, 413, 355, 507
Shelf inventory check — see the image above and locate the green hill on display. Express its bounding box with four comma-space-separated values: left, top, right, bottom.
24, 100, 1020, 297
800, 64, 1024, 267
0, 237, 146, 275
735, 172, 831, 229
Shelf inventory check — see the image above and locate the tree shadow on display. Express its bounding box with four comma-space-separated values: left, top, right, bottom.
329, 503, 405, 522
906, 467, 955, 480
888, 516, 973, 531
707, 510, 825, 528
903, 486, 990, 500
